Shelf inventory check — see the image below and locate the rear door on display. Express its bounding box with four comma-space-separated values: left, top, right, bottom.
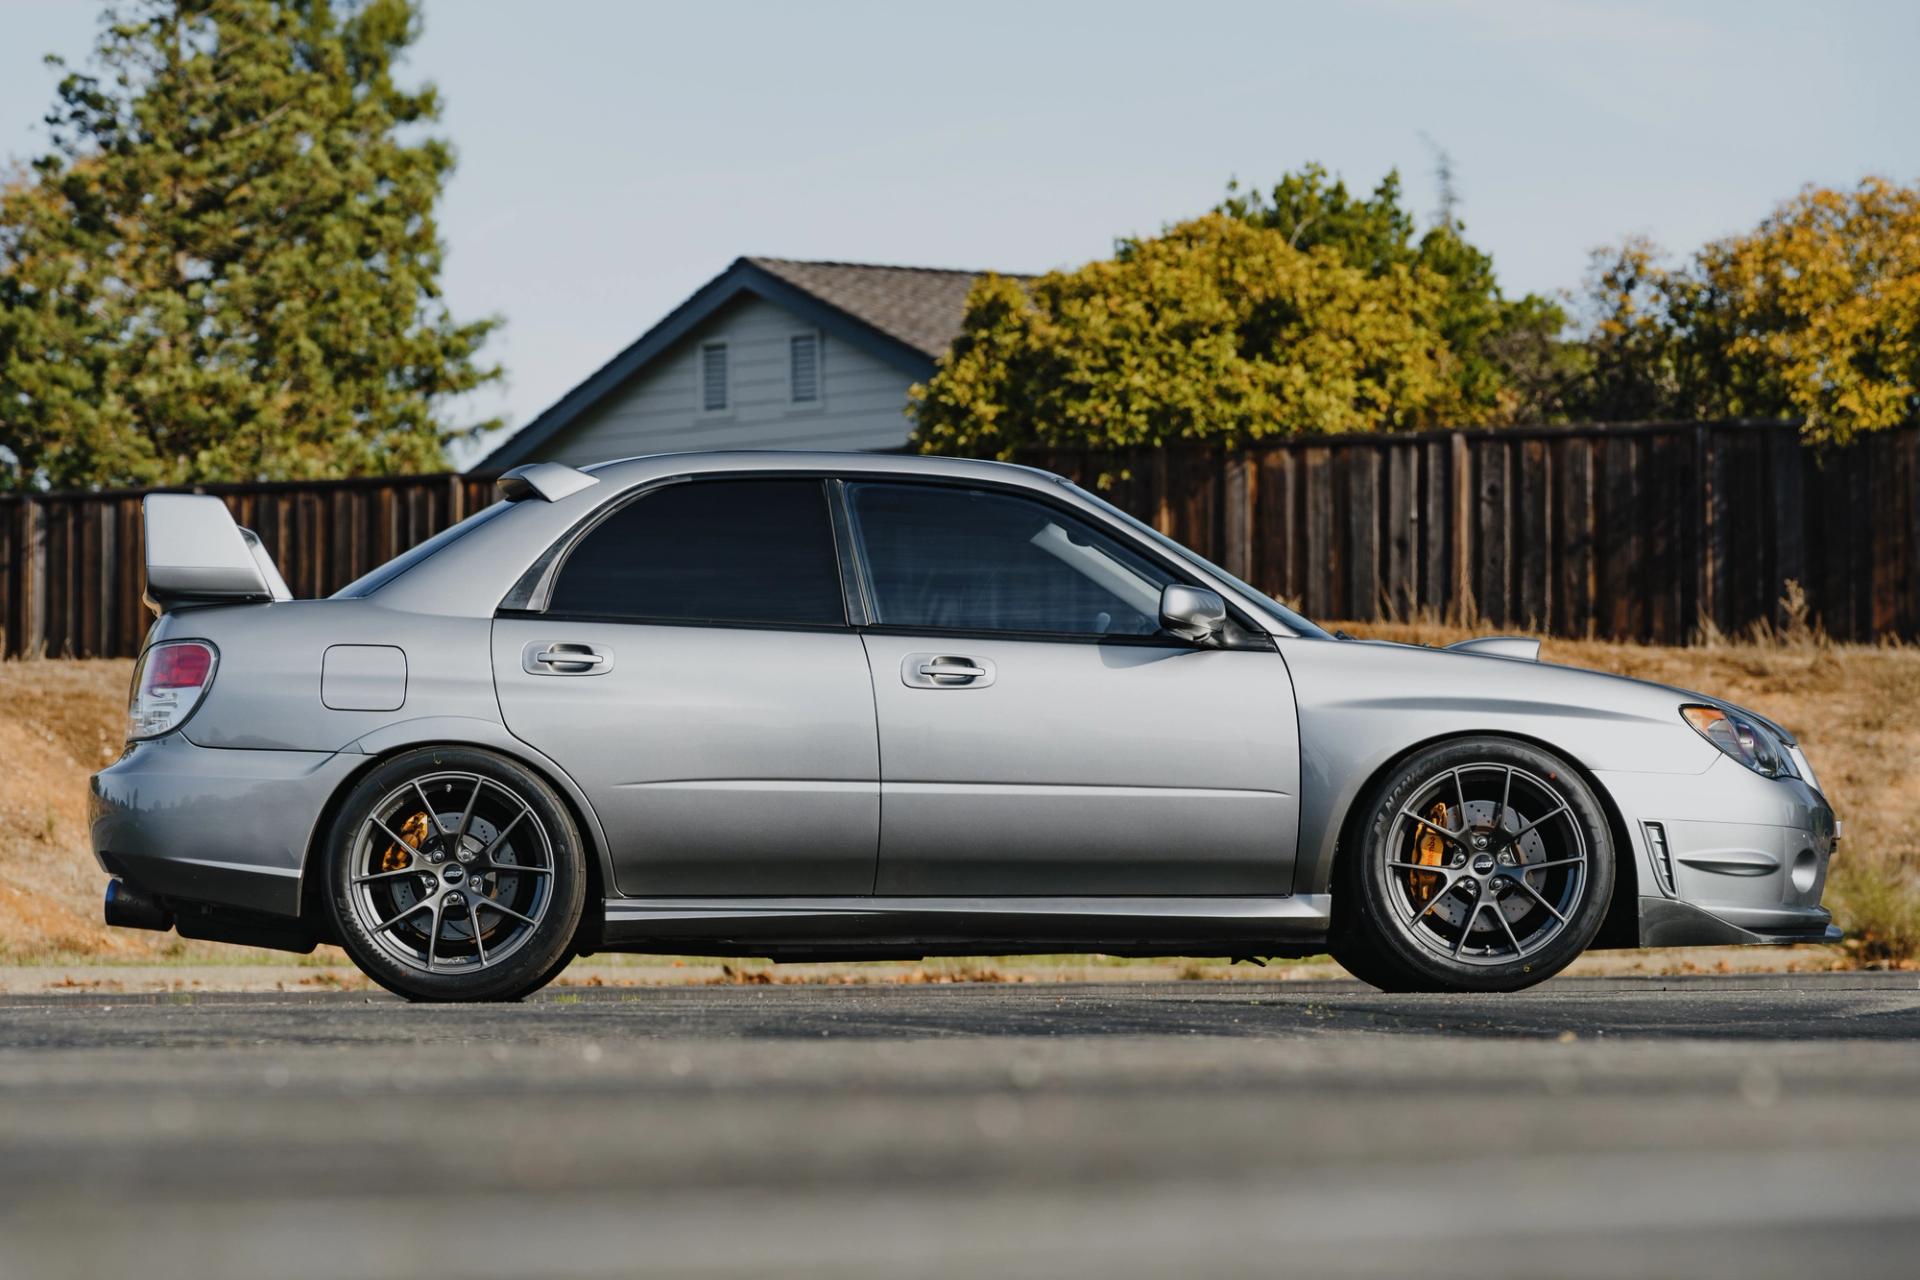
492, 478, 878, 896
844, 480, 1301, 896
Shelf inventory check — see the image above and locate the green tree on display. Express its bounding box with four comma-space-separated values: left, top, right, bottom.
1221, 164, 1576, 423
910, 213, 1464, 457
1570, 235, 1689, 422
1571, 178, 1920, 442
0, 0, 498, 490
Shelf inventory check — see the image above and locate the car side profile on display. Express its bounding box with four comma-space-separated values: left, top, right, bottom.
93, 452, 1839, 1000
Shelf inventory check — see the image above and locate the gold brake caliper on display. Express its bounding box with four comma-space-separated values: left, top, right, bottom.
1409, 801, 1449, 905
378, 810, 431, 873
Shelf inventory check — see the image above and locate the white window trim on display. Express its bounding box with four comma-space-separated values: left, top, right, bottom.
698, 340, 731, 417
787, 329, 824, 412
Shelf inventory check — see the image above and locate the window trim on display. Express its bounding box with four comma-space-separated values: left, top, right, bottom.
787, 330, 823, 409
832, 478, 1270, 650
524, 476, 851, 632
697, 340, 730, 416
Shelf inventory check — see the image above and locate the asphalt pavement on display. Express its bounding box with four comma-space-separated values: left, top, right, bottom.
3, 973, 1918, 1278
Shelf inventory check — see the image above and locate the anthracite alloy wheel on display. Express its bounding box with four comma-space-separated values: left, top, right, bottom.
325, 747, 586, 1002
1333, 737, 1614, 993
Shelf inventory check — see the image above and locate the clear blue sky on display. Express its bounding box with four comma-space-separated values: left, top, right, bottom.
4, 0, 1917, 462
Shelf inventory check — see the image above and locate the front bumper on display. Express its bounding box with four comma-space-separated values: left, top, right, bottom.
1596, 757, 1839, 949
90, 735, 365, 918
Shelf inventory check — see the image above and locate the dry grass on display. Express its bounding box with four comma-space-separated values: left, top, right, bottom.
3, 627, 1915, 968
0, 659, 159, 963
0, 660, 343, 966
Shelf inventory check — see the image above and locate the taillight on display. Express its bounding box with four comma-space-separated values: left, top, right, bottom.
128, 640, 218, 741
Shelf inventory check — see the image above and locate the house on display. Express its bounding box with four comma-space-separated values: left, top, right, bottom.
476, 257, 1005, 470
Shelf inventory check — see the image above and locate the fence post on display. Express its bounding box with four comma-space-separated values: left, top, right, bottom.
1223, 450, 1252, 580
1695, 422, 1722, 636
1450, 433, 1473, 623
22, 496, 47, 658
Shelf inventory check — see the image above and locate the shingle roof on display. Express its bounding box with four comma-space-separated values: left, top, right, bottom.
744, 258, 1004, 359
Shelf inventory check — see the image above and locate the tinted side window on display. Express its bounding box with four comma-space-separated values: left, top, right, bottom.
847, 483, 1175, 638
549, 480, 844, 627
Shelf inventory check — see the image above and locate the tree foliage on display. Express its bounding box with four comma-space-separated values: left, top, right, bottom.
1573, 177, 1920, 442
912, 164, 1582, 456
910, 213, 1467, 457
0, 0, 498, 490
1220, 164, 1575, 423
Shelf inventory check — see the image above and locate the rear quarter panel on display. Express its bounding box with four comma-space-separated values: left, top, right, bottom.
158, 601, 501, 753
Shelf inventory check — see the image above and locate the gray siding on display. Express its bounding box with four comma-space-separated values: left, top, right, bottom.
536, 296, 916, 466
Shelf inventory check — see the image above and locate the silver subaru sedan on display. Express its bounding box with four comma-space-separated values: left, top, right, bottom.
92, 452, 1839, 1000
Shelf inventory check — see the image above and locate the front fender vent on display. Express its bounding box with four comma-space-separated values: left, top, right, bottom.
1643, 821, 1675, 895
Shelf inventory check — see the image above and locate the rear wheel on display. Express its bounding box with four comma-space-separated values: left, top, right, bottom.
1332, 737, 1614, 993
324, 747, 586, 1002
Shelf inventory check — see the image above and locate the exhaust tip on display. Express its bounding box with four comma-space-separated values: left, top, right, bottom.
104, 878, 174, 932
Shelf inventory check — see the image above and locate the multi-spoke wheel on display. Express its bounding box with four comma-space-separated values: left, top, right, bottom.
325, 748, 586, 1002
1332, 737, 1614, 993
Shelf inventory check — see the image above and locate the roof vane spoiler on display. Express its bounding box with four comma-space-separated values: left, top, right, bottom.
496, 462, 600, 504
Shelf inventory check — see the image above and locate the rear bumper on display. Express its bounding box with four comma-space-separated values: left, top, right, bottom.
90, 735, 364, 918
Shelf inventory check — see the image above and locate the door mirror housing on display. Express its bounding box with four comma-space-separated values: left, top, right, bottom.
1159, 584, 1229, 645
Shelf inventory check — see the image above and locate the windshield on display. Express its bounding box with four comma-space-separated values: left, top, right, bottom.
1066, 481, 1333, 639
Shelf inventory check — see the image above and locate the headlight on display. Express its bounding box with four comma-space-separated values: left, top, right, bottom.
127, 640, 218, 741
1681, 704, 1785, 778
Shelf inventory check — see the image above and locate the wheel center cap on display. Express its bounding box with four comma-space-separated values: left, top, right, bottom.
1471, 852, 1496, 875
441, 864, 465, 886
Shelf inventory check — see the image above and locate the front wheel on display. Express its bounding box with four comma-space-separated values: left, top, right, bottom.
324, 747, 587, 1002
1332, 737, 1615, 993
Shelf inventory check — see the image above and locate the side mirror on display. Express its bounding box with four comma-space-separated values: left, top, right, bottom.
1159, 584, 1228, 645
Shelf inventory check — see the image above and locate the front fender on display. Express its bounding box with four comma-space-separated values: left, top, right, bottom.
1280, 638, 1718, 897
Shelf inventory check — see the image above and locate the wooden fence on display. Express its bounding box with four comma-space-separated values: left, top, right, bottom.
0, 473, 496, 659
1, 419, 1916, 657
1018, 419, 1920, 645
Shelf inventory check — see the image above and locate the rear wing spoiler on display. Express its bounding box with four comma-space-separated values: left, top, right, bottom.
143, 494, 292, 615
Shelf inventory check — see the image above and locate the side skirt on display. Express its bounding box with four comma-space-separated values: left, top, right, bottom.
597, 894, 1332, 961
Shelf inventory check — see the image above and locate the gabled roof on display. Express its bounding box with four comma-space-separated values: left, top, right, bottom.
744, 258, 993, 359
476, 256, 1008, 470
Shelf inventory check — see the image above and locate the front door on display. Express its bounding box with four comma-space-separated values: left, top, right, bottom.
843, 480, 1301, 896
493, 478, 878, 896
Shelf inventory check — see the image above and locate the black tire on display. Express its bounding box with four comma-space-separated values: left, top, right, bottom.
324, 746, 587, 1002
1333, 736, 1614, 993
1326, 933, 1410, 991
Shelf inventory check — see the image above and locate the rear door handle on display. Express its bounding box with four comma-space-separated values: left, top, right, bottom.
524, 641, 612, 676
901, 653, 996, 689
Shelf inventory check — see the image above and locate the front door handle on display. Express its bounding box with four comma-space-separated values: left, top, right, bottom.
523, 641, 613, 676
901, 652, 996, 689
